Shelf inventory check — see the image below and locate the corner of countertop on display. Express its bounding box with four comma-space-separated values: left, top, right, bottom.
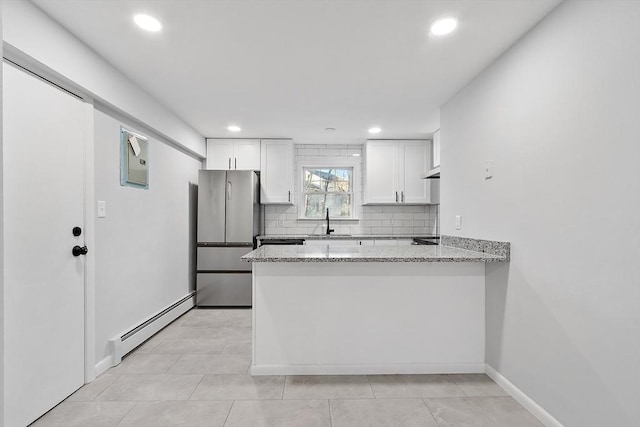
440, 235, 510, 262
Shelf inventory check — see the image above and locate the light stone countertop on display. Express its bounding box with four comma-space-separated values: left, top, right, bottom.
242, 244, 506, 263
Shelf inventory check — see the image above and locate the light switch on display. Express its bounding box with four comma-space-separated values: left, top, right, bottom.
97, 200, 106, 218
455, 215, 462, 230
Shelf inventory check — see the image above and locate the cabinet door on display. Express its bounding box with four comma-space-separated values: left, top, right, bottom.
432, 130, 441, 168
364, 141, 399, 204
260, 140, 294, 204
234, 139, 261, 170
400, 140, 430, 204
206, 139, 234, 170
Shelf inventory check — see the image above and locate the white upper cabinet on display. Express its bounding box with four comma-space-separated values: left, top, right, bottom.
364, 140, 432, 204
260, 139, 294, 204
432, 130, 441, 168
205, 139, 260, 170
363, 141, 399, 204
401, 141, 430, 204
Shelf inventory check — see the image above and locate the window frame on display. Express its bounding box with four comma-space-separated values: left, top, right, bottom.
297, 157, 360, 220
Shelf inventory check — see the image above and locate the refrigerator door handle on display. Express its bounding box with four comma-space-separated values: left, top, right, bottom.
227, 181, 232, 200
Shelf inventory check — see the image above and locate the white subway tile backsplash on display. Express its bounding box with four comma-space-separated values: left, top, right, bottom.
392, 213, 414, 220
263, 144, 439, 236
297, 148, 319, 156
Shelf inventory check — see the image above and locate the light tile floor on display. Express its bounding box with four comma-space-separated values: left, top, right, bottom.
31, 308, 543, 427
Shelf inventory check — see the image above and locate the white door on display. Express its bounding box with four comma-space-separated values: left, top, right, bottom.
3, 62, 86, 427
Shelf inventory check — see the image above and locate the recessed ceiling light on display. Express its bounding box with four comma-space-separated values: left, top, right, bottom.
368, 127, 382, 134
227, 125, 242, 132
134, 14, 162, 32
430, 17, 458, 36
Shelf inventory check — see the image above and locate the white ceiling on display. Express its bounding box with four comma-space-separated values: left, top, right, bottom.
32, 0, 561, 144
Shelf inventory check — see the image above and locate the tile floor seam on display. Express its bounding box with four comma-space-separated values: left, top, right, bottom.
165, 353, 186, 373
281, 375, 287, 399
420, 398, 443, 427
185, 374, 206, 401
366, 375, 377, 399
328, 399, 334, 427
92, 374, 121, 401
222, 400, 236, 427
113, 400, 141, 427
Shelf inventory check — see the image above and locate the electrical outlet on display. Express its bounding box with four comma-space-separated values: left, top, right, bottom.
455, 215, 462, 230
277, 217, 285, 227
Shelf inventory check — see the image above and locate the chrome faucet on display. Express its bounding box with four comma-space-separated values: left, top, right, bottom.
326, 208, 334, 235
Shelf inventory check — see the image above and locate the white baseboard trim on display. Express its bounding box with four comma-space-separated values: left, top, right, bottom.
100, 292, 195, 373
251, 362, 485, 376
485, 364, 563, 427
94, 356, 113, 377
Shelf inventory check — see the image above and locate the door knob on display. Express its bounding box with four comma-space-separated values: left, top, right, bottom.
72, 245, 88, 256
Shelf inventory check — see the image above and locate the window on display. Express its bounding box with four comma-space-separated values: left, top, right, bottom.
302, 167, 353, 218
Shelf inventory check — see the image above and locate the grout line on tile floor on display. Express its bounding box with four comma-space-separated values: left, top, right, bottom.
420, 398, 442, 427
114, 400, 140, 427
366, 375, 377, 399
222, 400, 235, 427
328, 399, 333, 427
185, 374, 206, 401
281, 376, 287, 399
91, 374, 121, 401
164, 354, 183, 373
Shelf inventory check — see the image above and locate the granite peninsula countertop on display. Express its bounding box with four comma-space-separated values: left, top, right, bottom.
242, 244, 506, 263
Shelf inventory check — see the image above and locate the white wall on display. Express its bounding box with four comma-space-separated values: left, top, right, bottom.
0, 2, 5, 426
440, 1, 640, 426
93, 108, 201, 364
2, 0, 205, 157
265, 144, 439, 236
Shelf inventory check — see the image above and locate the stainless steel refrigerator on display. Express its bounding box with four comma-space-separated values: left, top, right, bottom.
197, 170, 260, 306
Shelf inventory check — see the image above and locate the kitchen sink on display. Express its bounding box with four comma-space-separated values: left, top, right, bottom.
307, 233, 352, 237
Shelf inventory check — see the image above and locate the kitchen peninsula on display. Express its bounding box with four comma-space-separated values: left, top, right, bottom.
242, 236, 509, 376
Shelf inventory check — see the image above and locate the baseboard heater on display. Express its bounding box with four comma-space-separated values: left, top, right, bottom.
108, 291, 195, 367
